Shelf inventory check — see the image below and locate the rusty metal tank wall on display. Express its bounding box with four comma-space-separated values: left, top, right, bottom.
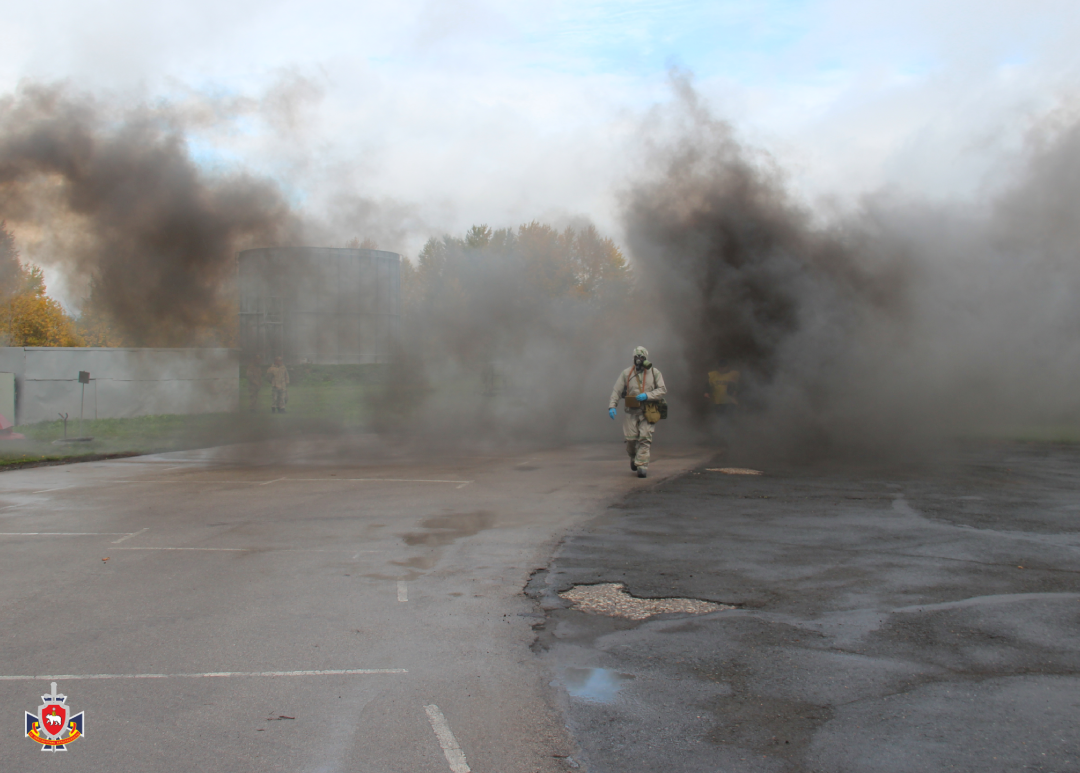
237, 247, 400, 365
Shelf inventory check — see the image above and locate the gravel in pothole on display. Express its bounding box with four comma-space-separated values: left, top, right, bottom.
558, 582, 733, 620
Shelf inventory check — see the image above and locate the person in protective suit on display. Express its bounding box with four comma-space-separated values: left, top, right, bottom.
705, 358, 740, 417
608, 346, 667, 478
266, 356, 290, 413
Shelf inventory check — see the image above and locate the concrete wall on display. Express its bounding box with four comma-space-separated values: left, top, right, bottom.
0, 348, 239, 425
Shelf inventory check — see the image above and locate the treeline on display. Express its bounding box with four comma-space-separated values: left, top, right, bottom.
400, 221, 633, 363
405, 222, 630, 304
361, 220, 638, 425
1, 218, 634, 351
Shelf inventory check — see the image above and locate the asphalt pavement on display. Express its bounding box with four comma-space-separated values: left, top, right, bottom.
530, 441, 1080, 773
5, 436, 1079, 773
0, 435, 709, 772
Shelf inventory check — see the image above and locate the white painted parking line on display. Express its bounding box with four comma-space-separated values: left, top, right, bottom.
107, 477, 474, 486
113, 546, 247, 552
398, 581, 408, 602
424, 704, 471, 773
112, 547, 378, 553
0, 668, 407, 681
0, 532, 131, 537
112, 527, 149, 544
277, 478, 474, 485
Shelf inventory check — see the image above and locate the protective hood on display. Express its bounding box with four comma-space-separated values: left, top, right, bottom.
633, 346, 649, 359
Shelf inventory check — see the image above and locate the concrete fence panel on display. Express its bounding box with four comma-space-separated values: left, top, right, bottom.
0, 348, 239, 425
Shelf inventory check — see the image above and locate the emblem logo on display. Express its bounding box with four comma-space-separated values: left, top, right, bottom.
25, 682, 85, 751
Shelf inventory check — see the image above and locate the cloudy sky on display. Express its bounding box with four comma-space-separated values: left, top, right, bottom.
3, 0, 1079, 257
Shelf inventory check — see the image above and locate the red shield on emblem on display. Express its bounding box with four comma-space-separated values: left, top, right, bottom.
39, 704, 67, 739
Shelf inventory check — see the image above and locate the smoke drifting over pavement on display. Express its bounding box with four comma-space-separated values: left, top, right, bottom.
626, 83, 1080, 455
380, 222, 641, 450
3, 76, 1079, 458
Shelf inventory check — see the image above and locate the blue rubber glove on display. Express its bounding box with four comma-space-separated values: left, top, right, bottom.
608, 407, 617, 420
636, 393, 648, 402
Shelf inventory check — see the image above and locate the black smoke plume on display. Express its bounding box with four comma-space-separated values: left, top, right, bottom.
625, 82, 1080, 455
0, 83, 301, 346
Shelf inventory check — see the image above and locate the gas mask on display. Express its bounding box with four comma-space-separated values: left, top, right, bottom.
634, 354, 647, 371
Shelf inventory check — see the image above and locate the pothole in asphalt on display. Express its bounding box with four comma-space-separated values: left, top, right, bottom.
558, 582, 733, 620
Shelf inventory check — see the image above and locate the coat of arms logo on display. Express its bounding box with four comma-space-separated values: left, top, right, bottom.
25, 682, 85, 751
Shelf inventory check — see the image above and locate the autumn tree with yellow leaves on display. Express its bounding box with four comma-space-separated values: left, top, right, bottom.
0, 223, 84, 347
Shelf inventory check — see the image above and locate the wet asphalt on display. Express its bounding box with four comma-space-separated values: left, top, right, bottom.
0, 438, 709, 772
529, 441, 1080, 773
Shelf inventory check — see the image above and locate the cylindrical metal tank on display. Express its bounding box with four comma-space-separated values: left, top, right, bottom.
237, 247, 401, 364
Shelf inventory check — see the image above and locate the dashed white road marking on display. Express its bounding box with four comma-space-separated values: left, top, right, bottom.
30, 488, 68, 494
112, 527, 149, 544
0, 668, 407, 681
424, 704, 471, 773
258, 478, 287, 486
397, 581, 408, 602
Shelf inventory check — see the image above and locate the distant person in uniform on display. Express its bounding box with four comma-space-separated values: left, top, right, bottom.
244, 354, 263, 412
609, 346, 667, 478
266, 356, 290, 413
706, 359, 740, 417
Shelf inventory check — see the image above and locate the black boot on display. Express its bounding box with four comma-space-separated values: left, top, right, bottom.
637, 467, 647, 478
630, 460, 638, 471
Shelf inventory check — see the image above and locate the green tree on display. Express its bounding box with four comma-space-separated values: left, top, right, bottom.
401, 220, 634, 366
566, 224, 630, 296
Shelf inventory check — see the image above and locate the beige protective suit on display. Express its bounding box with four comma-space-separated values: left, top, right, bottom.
609, 357, 667, 469
266, 362, 290, 411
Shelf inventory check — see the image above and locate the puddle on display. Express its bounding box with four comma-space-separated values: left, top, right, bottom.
401, 511, 495, 547
560, 582, 733, 620
563, 667, 635, 703
390, 555, 438, 570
